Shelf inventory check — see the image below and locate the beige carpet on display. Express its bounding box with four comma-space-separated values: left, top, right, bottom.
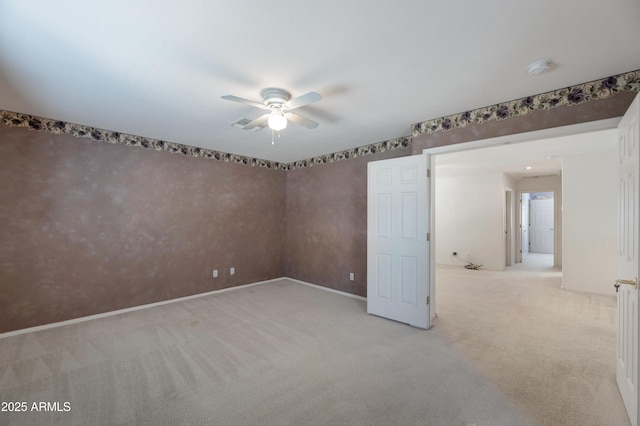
434, 258, 629, 426
0, 264, 630, 425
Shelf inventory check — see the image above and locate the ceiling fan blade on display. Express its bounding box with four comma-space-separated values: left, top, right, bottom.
221, 95, 268, 110
285, 91, 322, 110
242, 114, 269, 130
286, 112, 319, 129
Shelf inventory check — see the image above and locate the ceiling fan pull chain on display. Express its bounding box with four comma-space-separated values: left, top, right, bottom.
271, 129, 282, 145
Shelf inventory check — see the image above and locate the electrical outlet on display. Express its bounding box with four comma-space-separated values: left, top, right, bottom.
213, 269, 218, 278
230, 267, 235, 275
349, 272, 354, 281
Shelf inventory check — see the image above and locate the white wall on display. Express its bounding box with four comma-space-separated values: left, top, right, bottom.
562, 147, 618, 295
435, 172, 505, 270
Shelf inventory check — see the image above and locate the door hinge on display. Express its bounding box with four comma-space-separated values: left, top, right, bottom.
426, 296, 430, 305
427, 169, 431, 178
426, 233, 430, 241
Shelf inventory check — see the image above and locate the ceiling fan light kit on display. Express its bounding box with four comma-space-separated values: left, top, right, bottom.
222, 87, 322, 134
267, 109, 287, 131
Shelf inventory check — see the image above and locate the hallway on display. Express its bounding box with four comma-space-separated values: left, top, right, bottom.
516, 253, 556, 271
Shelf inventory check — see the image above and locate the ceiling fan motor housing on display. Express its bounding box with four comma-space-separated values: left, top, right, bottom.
260, 88, 291, 108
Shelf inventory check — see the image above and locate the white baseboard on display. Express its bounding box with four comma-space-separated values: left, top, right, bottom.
284, 278, 367, 301
0, 277, 367, 338
0, 277, 285, 339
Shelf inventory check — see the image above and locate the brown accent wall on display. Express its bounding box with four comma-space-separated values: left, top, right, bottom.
0, 126, 285, 333
412, 91, 637, 153
284, 148, 411, 296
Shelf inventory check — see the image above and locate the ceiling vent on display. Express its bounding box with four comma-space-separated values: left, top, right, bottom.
231, 118, 265, 131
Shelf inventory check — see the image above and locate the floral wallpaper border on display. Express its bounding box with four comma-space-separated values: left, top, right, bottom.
286, 136, 411, 170
412, 70, 640, 136
0, 110, 287, 170
2, 69, 638, 170
0, 109, 409, 170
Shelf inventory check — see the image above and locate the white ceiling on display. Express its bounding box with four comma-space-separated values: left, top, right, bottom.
1, 1, 639, 164
434, 127, 618, 178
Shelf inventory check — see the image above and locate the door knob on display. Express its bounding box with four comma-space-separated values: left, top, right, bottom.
615, 277, 638, 289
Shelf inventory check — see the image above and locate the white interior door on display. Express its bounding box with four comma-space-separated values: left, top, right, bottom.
529, 197, 554, 254
367, 154, 430, 329
617, 92, 640, 426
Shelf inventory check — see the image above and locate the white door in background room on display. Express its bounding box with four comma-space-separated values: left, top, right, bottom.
367, 154, 430, 329
617, 92, 640, 426
529, 196, 554, 254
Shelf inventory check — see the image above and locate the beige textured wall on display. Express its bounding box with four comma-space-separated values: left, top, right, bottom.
0, 126, 285, 333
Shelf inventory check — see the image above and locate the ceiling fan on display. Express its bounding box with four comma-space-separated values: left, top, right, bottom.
221, 88, 322, 132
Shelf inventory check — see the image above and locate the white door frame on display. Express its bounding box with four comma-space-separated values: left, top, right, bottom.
521, 192, 531, 261
423, 117, 619, 318
505, 188, 513, 266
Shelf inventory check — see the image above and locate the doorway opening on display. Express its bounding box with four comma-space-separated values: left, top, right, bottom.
427, 118, 619, 315
519, 191, 555, 269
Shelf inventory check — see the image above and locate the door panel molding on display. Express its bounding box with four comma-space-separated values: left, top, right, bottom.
367, 154, 430, 329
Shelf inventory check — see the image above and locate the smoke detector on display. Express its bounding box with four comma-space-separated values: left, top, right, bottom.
527, 59, 553, 76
